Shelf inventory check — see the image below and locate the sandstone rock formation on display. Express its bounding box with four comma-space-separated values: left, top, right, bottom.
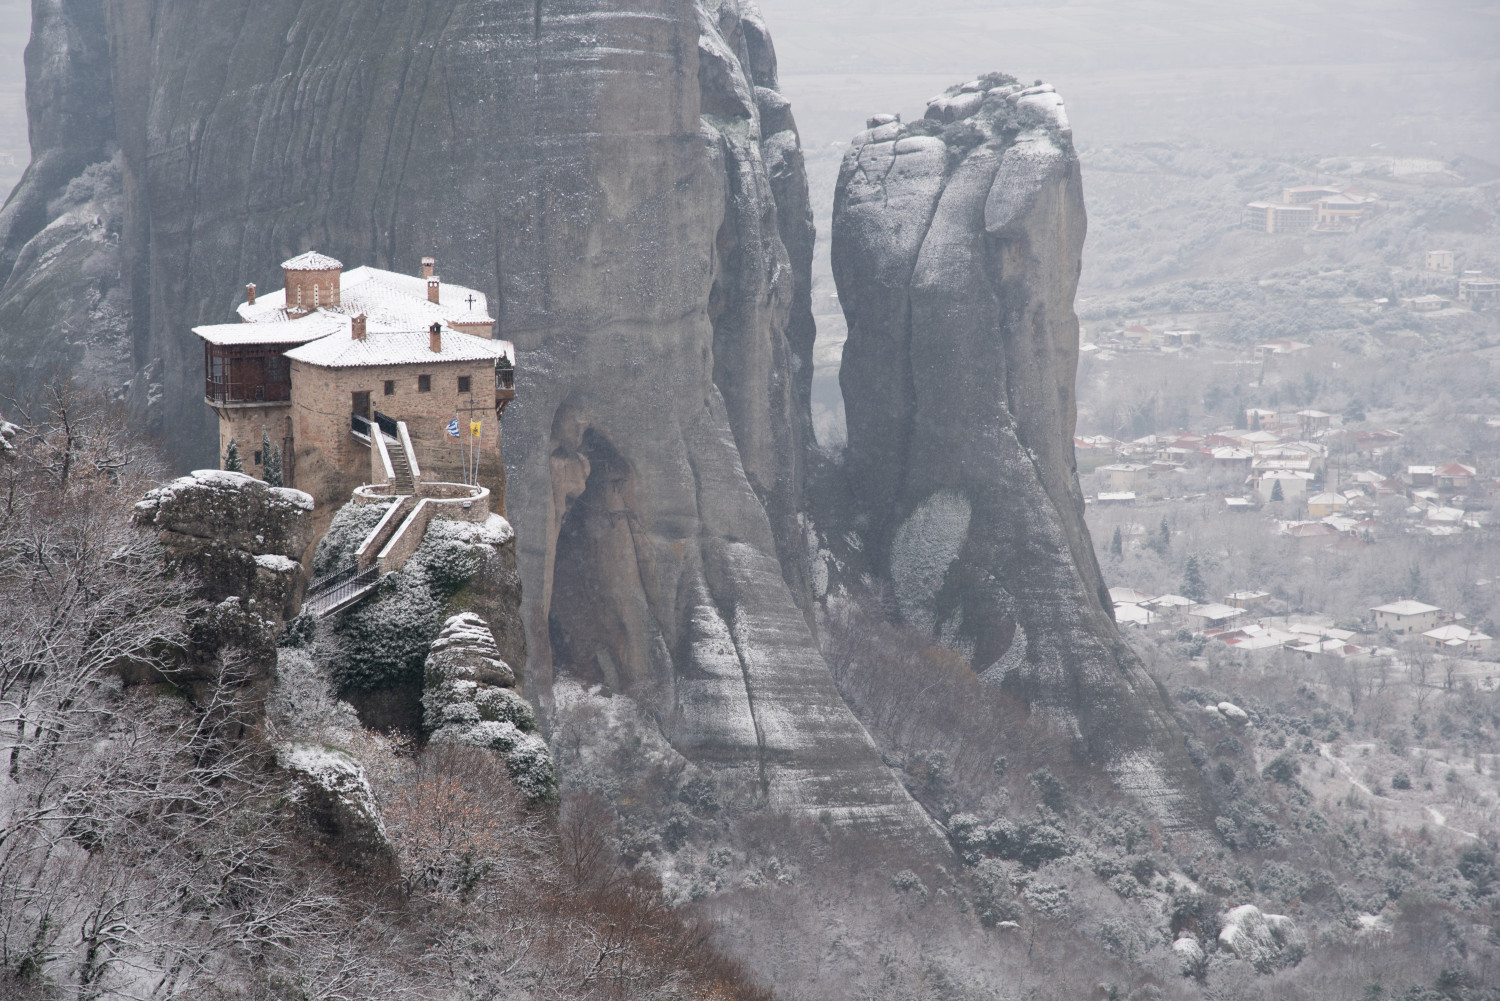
0, 0, 923, 833
423, 612, 557, 802
277, 742, 398, 875
133, 469, 313, 695
0, 0, 1206, 836
828, 76, 1210, 827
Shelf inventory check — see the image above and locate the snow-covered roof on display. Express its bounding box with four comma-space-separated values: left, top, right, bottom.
194, 313, 346, 347
282, 250, 344, 271
284, 326, 513, 369
1423, 624, 1487, 642
1109, 587, 1156, 605
1436, 462, 1476, 476
1371, 599, 1440, 616
238, 265, 494, 328
1190, 603, 1244, 622
1149, 594, 1194, 608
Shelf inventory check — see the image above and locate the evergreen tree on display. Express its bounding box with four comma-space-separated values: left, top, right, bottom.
1109, 526, 1124, 559
1234, 408, 1247, 430
1250, 413, 1261, 431
261, 430, 273, 475
265, 443, 283, 487
1405, 565, 1425, 601
1270, 479, 1284, 503
1343, 397, 1367, 423
224, 437, 244, 472
1180, 554, 1208, 603
1158, 517, 1171, 550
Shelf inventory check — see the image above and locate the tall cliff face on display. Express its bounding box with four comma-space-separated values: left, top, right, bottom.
830, 78, 1209, 828
0, 0, 926, 833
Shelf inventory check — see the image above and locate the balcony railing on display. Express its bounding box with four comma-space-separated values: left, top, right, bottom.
204, 379, 291, 405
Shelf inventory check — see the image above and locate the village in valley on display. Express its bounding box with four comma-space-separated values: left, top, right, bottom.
1069, 161, 1500, 700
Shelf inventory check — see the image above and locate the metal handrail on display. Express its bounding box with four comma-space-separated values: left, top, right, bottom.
305, 565, 381, 618
351, 413, 373, 438
308, 560, 359, 595
373, 410, 399, 439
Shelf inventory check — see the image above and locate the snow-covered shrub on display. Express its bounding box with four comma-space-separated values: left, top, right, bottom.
331, 566, 446, 691
313, 500, 392, 575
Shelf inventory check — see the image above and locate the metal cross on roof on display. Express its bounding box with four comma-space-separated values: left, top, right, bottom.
465, 294, 476, 309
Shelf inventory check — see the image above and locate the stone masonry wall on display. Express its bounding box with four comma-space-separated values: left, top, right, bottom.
288, 356, 505, 528
215, 404, 293, 482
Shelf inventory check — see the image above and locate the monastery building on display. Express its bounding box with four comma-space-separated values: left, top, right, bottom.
195, 253, 516, 518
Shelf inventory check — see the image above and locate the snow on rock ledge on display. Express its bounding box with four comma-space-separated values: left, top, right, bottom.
277, 742, 395, 874
135, 469, 312, 555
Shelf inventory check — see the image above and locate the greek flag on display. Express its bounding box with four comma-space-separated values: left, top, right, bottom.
446, 418, 460, 437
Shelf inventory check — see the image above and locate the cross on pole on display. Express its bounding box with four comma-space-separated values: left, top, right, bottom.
465, 294, 476, 309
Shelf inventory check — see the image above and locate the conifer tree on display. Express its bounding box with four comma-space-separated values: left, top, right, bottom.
224, 437, 244, 472
1270, 479, 1284, 503
1109, 526, 1124, 559
1158, 517, 1171, 550
265, 444, 283, 487
1180, 554, 1207, 603
261, 430, 273, 476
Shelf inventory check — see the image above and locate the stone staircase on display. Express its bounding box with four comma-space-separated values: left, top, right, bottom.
386, 435, 415, 493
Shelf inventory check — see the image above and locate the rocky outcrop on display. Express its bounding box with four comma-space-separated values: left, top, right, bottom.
133, 469, 313, 694
423, 612, 556, 802
1, 0, 929, 836
277, 742, 397, 875
828, 76, 1210, 828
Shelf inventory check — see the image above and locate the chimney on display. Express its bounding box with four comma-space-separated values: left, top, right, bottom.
246, 283, 256, 305
429, 322, 442, 353
420, 256, 436, 279
427, 276, 441, 303
351, 313, 367, 341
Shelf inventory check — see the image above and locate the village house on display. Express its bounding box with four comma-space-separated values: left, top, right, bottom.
1426, 249, 1456, 273
1257, 469, 1314, 503
196, 252, 516, 518
1435, 462, 1477, 492
1253, 340, 1311, 359
1399, 294, 1450, 312
1306, 491, 1347, 518
1296, 409, 1332, 435
1406, 465, 1436, 488
1370, 600, 1442, 635
1147, 594, 1194, 617
1243, 201, 1314, 234
1459, 275, 1500, 308
1422, 624, 1492, 653
1314, 192, 1378, 230
1188, 603, 1246, 633
1099, 463, 1151, 492
1225, 590, 1271, 610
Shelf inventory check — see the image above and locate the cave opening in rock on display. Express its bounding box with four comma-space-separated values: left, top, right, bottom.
548, 427, 658, 693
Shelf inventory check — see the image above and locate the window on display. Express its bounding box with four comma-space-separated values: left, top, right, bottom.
384, 380, 395, 396
457, 375, 471, 394
418, 375, 431, 392
254, 451, 263, 465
